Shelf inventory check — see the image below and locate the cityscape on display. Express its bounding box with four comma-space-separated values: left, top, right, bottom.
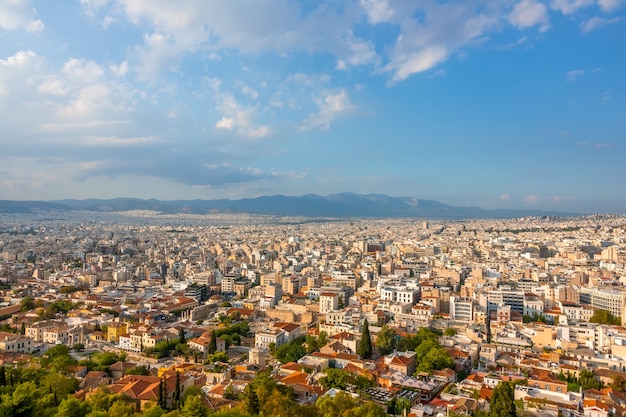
0, 210, 625, 416
2, 1, 626, 417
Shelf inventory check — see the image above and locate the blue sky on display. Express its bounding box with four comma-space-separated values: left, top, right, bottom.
0, 0, 624, 213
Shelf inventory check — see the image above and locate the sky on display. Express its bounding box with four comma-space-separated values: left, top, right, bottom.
0, 0, 625, 214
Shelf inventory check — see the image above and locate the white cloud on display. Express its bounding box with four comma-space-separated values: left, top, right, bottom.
500, 193, 511, 201
509, 0, 550, 32
550, 0, 594, 14
360, 0, 394, 24
300, 89, 352, 131
213, 92, 269, 139
385, 45, 448, 82
109, 61, 129, 77
581, 16, 624, 32
524, 194, 539, 203
566, 69, 585, 81
597, 0, 623, 12
0, 0, 44, 33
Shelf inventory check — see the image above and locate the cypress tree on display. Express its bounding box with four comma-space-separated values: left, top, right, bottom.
0, 366, 5, 386
179, 328, 186, 344
358, 319, 373, 359
158, 378, 165, 409
243, 383, 260, 415
209, 331, 218, 355
173, 371, 181, 409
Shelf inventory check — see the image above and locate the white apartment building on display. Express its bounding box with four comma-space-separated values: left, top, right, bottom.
319, 292, 339, 314
255, 329, 286, 349
380, 286, 419, 305
578, 287, 626, 325
450, 296, 473, 322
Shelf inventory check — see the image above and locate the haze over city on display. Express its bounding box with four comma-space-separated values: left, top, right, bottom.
1, 0, 625, 214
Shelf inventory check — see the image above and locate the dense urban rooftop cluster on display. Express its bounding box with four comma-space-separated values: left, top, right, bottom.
0, 211, 625, 417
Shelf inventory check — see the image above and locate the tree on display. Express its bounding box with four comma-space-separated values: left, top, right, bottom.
172, 372, 182, 409
490, 381, 516, 417
144, 402, 166, 417
180, 394, 209, 417
358, 319, 373, 359
317, 391, 360, 417
20, 296, 35, 312
56, 396, 90, 417
318, 331, 329, 347
375, 324, 396, 355
158, 377, 167, 410
579, 368, 603, 390
415, 346, 454, 373
243, 383, 260, 415
107, 401, 136, 417
444, 327, 457, 337
0, 366, 5, 386
305, 334, 320, 353
178, 328, 186, 344
208, 331, 218, 355
125, 365, 150, 376
589, 309, 621, 325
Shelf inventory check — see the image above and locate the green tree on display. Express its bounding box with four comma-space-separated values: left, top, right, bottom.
319, 368, 351, 390
0, 381, 37, 416
0, 366, 6, 386
444, 327, 457, 337
242, 383, 260, 415
107, 400, 136, 417
589, 309, 621, 325
143, 402, 166, 417
305, 334, 320, 353
358, 319, 373, 359
316, 391, 360, 417
415, 346, 454, 373
20, 296, 35, 312
375, 325, 396, 355
579, 368, 603, 390
346, 402, 387, 417
180, 394, 209, 417
172, 371, 182, 408
273, 337, 307, 364
208, 331, 218, 355
490, 381, 516, 417
56, 396, 90, 417
318, 331, 329, 347
178, 328, 186, 344
126, 365, 150, 376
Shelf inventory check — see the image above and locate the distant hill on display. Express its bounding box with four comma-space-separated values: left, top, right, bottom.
0, 194, 582, 218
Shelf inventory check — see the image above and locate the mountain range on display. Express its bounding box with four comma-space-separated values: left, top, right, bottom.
0, 193, 582, 219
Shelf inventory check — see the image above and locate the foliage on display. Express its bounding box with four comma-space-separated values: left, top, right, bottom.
305, 334, 320, 353
126, 365, 151, 376
444, 327, 457, 337
208, 331, 218, 355
611, 375, 626, 393
20, 296, 35, 312
273, 336, 307, 364
319, 368, 374, 391
204, 351, 229, 364
578, 368, 603, 390
317, 391, 360, 417
396, 327, 439, 351
375, 325, 396, 355
358, 319, 372, 359
490, 381, 516, 417
60, 285, 86, 294
523, 312, 546, 323
589, 309, 621, 325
